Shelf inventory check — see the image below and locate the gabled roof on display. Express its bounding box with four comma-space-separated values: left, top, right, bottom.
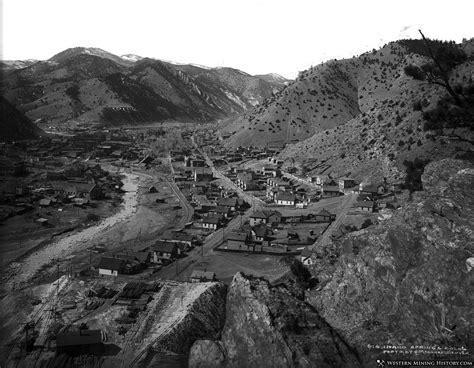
317, 208, 333, 217
276, 192, 296, 201
356, 201, 374, 207
98, 257, 124, 271
203, 215, 222, 224
214, 206, 230, 213
361, 185, 383, 193
152, 241, 178, 253
190, 270, 216, 280
322, 185, 341, 192
250, 210, 281, 219
226, 231, 249, 242
252, 223, 273, 238
56, 330, 102, 347
217, 197, 237, 207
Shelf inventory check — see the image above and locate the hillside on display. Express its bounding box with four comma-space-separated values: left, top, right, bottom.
221, 38, 474, 181
0, 48, 286, 130
306, 158, 474, 367
0, 96, 44, 141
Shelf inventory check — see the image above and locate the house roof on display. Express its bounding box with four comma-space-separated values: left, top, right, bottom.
98, 257, 124, 271
217, 197, 237, 207
190, 270, 216, 280
56, 330, 102, 347
276, 192, 296, 201
226, 231, 249, 242
193, 167, 213, 175
214, 206, 230, 213
252, 223, 273, 238
300, 248, 313, 258
317, 208, 333, 217
356, 201, 374, 208
203, 215, 221, 224
361, 185, 383, 193
250, 210, 282, 219
322, 185, 341, 192
152, 241, 178, 253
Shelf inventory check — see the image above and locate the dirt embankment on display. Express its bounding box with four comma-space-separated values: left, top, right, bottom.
133, 281, 227, 367
189, 272, 361, 368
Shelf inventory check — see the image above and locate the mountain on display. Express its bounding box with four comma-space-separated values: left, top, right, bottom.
254, 73, 290, 85
306, 158, 474, 367
0, 59, 39, 71
48, 47, 134, 67
220, 38, 474, 181
0, 96, 44, 141
0, 48, 287, 130
121, 54, 144, 63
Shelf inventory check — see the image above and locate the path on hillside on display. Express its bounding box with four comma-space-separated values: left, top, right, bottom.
310, 193, 357, 249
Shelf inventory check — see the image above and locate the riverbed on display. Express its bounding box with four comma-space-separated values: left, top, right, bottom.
5, 171, 140, 288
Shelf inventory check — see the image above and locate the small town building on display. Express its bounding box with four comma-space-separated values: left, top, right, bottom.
314, 208, 336, 222
300, 248, 314, 266
275, 192, 296, 206
359, 183, 385, 196
321, 185, 343, 197
356, 201, 375, 212
190, 270, 217, 283
249, 210, 282, 226
226, 231, 250, 248
193, 167, 214, 182
251, 223, 274, 243
202, 215, 222, 230
98, 257, 125, 276
339, 178, 357, 191
151, 241, 178, 263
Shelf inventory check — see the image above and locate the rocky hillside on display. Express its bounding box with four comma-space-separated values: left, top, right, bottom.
0, 48, 286, 130
0, 96, 44, 141
221, 38, 474, 182
189, 272, 361, 368
306, 159, 474, 367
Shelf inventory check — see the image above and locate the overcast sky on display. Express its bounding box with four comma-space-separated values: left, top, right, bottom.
1, 0, 473, 78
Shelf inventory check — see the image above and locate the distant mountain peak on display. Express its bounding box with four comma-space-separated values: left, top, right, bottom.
121, 54, 144, 62
49, 47, 131, 66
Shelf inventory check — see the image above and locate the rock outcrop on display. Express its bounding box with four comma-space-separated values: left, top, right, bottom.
189, 272, 361, 368
306, 159, 474, 366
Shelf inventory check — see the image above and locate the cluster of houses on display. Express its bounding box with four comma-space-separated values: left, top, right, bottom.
97, 231, 198, 277
218, 207, 337, 255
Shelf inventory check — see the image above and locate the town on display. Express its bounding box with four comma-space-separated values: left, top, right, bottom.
0, 123, 404, 366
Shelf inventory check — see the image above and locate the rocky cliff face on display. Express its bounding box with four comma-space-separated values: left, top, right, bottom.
189, 272, 361, 368
306, 159, 474, 367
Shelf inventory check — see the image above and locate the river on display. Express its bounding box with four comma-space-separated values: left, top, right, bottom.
7, 171, 140, 288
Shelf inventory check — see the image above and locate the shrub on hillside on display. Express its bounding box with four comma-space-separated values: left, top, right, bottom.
403, 158, 430, 192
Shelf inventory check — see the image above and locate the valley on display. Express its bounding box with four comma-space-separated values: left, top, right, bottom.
1, 36, 473, 367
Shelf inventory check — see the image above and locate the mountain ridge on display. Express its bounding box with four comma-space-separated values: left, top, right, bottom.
1, 47, 288, 130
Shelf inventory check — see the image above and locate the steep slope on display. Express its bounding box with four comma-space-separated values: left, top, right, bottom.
221, 39, 474, 181
305, 158, 474, 367
0, 96, 44, 141
48, 47, 134, 67
0, 59, 39, 71
1, 47, 285, 130
189, 272, 361, 368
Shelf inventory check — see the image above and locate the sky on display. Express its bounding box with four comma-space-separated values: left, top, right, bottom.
1, 0, 473, 78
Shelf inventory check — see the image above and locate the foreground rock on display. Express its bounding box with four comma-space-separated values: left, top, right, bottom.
307, 159, 474, 366
189, 272, 361, 368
